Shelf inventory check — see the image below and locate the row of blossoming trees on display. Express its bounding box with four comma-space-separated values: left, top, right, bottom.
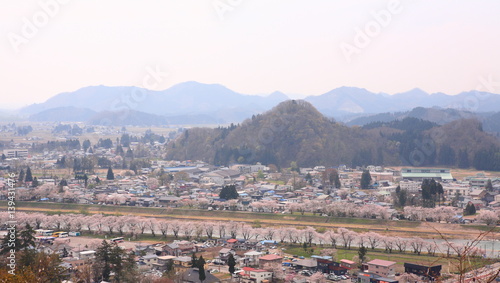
0, 211, 487, 258
8, 184, 499, 225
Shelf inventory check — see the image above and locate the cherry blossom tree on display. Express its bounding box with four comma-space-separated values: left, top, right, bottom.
338, 228, 356, 249
137, 217, 148, 235
241, 224, 253, 240
476, 210, 499, 226
365, 232, 382, 250
410, 237, 425, 255
394, 237, 408, 253
399, 273, 421, 282
193, 222, 204, 240
197, 198, 210, 209
115, 216, 129, 235
381, 236, 394, 253
277, 227, 288, 243
104, 216, 118, 234
204, 222, 215, 239
147, 218, 158, 237
158, 220, 170, 238
325, 230, 338, 248
315, 231, 326, 246
181, 222, 193, 239
309, 272, 326, 283
216, 222, 227, 238
170, 220, 182, 238
228, 221, 239, 239
425, 242, 438, 256
302, 226, 316, 246
146, 177, 159, 190
263, 227, 276, 241
286, 227, 300, 244
83, 215, 95, 234
226, 199, 239, 211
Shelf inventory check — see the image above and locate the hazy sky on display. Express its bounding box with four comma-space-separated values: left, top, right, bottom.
1, 0, 500, 109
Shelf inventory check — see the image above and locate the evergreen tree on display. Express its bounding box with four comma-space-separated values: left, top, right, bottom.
94, 240, 113, 281
360, 170, 372, 190
198, 261, 206, 283
191, 253, 198, 267
59, 179, 68, 187
358, 245, 368, 264
83, 174, 88, 188
25, 166, 33, 182
333, 171, 341, 189
219, 185, 239, 200
486, 179, 494, 192
197, 255, 206, 269
32, 177, 39, 187
18, 169, 25, 183
436, 182, 444, 205
227, 253, 236, 274
305, 173, 313, 185
106, 167, 114, 180
421, 179, 436, 208
62, 247, 69, 258
82, 139, 91, 152
116, 144, 125, 155
126, 148, 134, 159
0, 229, 21, 254
397, 189, 408, 208
1, 153, 6, 160
19, 223, 35, 250
464, 202, 476, 216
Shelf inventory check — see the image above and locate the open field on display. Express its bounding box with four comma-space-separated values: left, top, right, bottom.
3, 201, 497, 240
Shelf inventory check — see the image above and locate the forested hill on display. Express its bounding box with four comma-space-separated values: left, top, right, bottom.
165, 100, 500, 170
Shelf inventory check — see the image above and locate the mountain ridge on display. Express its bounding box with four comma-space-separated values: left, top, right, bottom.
18, 82, 500, 124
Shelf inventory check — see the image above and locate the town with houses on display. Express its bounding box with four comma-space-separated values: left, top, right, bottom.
1, 127, 500, 283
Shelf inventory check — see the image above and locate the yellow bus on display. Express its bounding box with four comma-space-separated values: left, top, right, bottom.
35, 229, 54, 236
52, 231, 69, 238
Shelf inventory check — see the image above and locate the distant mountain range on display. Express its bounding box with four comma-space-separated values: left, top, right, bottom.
16, 82, 500, 126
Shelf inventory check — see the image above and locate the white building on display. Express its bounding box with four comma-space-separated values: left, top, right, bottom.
399, 180, 421, 193
3, 149, 28, 158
